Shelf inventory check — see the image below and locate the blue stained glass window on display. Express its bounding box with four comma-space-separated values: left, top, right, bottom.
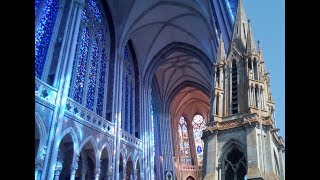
81, 8, 90, 23
123, 44, 135, 135
70, 0, 110, 118
124, 76, 129, 131
35, 0, 59, 78
178, 116, 191, 165
96, 48, 107, 116
192, 114, 206, 165
73, 28, 90, 104
130, 82, 134, 134
88, 0, 102, 23
35, 0, 41, 17
85, 38, 99, 110
124, 47, 129, 59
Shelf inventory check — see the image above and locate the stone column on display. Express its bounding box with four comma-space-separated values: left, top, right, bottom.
214, 66, 218, 88
44, 1, 85, 179
35, 160, 43, 180
219, 92, 224, 117
251, 60, 254, 79
113, 51, 124, 180
94, 168, 101, 180
81, 160, 87, 180
70, 162, 79, 180
218, 163, 222, 180
245, 59, 249, 78
54, 161, 63, 180
278, 148, 285, 180
245, 124, 263, 179
219, 66, 223, 89
248, 86, 251, 107
203, 131, 218, 180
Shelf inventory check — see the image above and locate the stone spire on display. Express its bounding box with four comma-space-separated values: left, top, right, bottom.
231, 0, 248, 47
246, 19, 256, 54
216, 33, 226, 65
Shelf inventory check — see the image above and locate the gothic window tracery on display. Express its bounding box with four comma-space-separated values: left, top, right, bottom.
122, 45, 136, 135
192, 114, 206, 165
224, 148, 247, 180
35, 0, 59, 79
178, 116, 191, 164
70, 0, 110, 117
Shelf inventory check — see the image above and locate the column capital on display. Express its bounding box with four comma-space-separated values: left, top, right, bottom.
70, 162, 79, 174
35, 159, 44, 171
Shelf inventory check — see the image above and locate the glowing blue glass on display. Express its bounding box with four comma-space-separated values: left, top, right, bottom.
124, 47, 129, 60
130, 81, 134, 134
81, 8, 89, 23
35, 0, 59, 78
86, 38, 99, 110
96, 48, 107, 116
88, 0, 102, 23
73, 28, 89, 104
35, 0, 41, 17
125, 76, 129, 131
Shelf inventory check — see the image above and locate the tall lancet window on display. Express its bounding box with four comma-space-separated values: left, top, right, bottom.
69, 0, 111, 117
178, 116, 191, 164
122, 45, 135, 135
35, 0, 59, 79
192, 114, 206, 165
232, 60, 238, 114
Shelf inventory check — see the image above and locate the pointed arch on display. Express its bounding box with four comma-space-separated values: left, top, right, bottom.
219, 138, 247, 162
79, 136, 99, 167
35, 113, 48, 157
99, 142, 112, 162
59, 127, 80, 156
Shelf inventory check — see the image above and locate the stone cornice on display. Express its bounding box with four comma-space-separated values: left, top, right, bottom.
204, 113, 274, 133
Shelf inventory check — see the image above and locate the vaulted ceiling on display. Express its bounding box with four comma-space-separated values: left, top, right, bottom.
107, 0, 236, 117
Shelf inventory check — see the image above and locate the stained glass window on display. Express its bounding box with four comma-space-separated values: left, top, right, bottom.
192, 114, 206, 165
178, 116, 191, 164
70, 0, 110, 117
122, 45, 135, 135
35, 0, 59, 79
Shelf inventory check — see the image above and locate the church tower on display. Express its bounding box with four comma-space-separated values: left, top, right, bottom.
202, 0, 285, 179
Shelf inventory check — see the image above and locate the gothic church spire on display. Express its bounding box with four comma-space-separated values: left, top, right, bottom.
231, 0, 248, 47
246, 19, 256, 54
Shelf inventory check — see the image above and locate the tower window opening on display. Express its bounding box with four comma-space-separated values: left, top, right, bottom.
231, 60, 238, 114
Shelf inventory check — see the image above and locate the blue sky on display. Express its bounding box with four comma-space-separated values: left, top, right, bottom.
243, 0, 285, 140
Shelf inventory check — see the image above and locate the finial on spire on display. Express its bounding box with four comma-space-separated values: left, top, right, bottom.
246, 18, 256, 54
257, 40, 261, 50
216, 33, 226, 65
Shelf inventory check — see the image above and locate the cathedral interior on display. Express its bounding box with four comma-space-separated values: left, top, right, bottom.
35, 0, 285, 179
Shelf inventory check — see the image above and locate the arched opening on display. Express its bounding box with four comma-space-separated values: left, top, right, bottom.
76, 141, 97, 180
99, 147, 110, 179
186, 176, 195, 180
253, 60, 258, 80
35, 123, 40, 158
223, 148, 247, 180
126, 157, 134, 180
122, 40, 140, 138
56, 133, 74, 180
231, 60, 238, 114
119, 153, 124, 180
69, 0, 113, 118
